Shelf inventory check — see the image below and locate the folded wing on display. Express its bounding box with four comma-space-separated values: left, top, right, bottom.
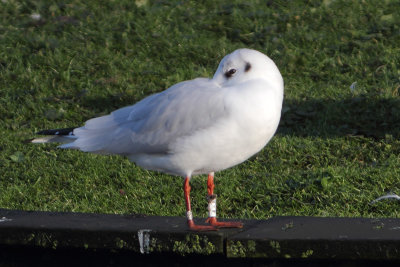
61, 78, 229, 155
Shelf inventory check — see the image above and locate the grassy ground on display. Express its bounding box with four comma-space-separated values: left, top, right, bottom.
1, 0, 400, 220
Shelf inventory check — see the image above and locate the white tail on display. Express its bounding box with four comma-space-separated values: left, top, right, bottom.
30, 135, 76, 144
29, 127, 77, 144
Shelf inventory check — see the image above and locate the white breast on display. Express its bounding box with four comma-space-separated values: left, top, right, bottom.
131, 79, 282, 177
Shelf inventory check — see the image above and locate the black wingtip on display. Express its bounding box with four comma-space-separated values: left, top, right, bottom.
36, 127, 76, 136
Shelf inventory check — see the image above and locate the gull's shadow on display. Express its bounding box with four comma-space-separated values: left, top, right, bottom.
79, 93, 143, 114
278, 96, 400, 140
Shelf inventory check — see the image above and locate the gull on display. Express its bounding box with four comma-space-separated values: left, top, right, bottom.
31, 48, 284, 231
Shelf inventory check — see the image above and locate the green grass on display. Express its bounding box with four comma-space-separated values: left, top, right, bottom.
1, 0, 400, 220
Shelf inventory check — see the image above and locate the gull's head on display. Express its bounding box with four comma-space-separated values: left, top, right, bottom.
212, 48, 283, 89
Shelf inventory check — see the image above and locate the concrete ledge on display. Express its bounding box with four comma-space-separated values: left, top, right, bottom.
227, 216, 400, 260
1, 209, 400, 265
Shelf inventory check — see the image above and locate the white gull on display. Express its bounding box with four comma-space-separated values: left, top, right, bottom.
32, 48, 284, 231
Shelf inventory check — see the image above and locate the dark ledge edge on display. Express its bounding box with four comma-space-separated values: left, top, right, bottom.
1, 209, 400, 262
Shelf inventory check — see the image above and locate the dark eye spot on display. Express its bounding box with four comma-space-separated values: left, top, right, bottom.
224, 68, 236, 78
245, 62, 251, 72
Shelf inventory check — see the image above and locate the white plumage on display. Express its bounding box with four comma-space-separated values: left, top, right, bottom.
34, 48, 284, 230
60, 48, 283, 177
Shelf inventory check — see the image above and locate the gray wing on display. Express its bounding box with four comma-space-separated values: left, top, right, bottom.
62, 78, 229, 155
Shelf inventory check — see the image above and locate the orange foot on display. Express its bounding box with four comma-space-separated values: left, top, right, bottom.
205, 217, 244, 228
187, 220, 218, 231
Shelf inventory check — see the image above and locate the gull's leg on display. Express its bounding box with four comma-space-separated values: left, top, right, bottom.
205, 172, 243, 228
183, 176, 217, 231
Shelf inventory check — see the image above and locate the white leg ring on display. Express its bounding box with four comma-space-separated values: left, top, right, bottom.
186, 210, 193, 220
208, 197, 217, 218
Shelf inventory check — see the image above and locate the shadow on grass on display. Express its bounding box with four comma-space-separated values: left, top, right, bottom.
79, 93, 141, 114
278, 96, 400, 140
79, 93, 400, 140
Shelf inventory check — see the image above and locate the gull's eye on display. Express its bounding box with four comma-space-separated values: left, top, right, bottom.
225, 68, 237, 78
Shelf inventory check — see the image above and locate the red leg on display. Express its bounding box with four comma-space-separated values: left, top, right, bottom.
207, 172, 215, 196
205, 173, 243, 228
183, 176, 217, 231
